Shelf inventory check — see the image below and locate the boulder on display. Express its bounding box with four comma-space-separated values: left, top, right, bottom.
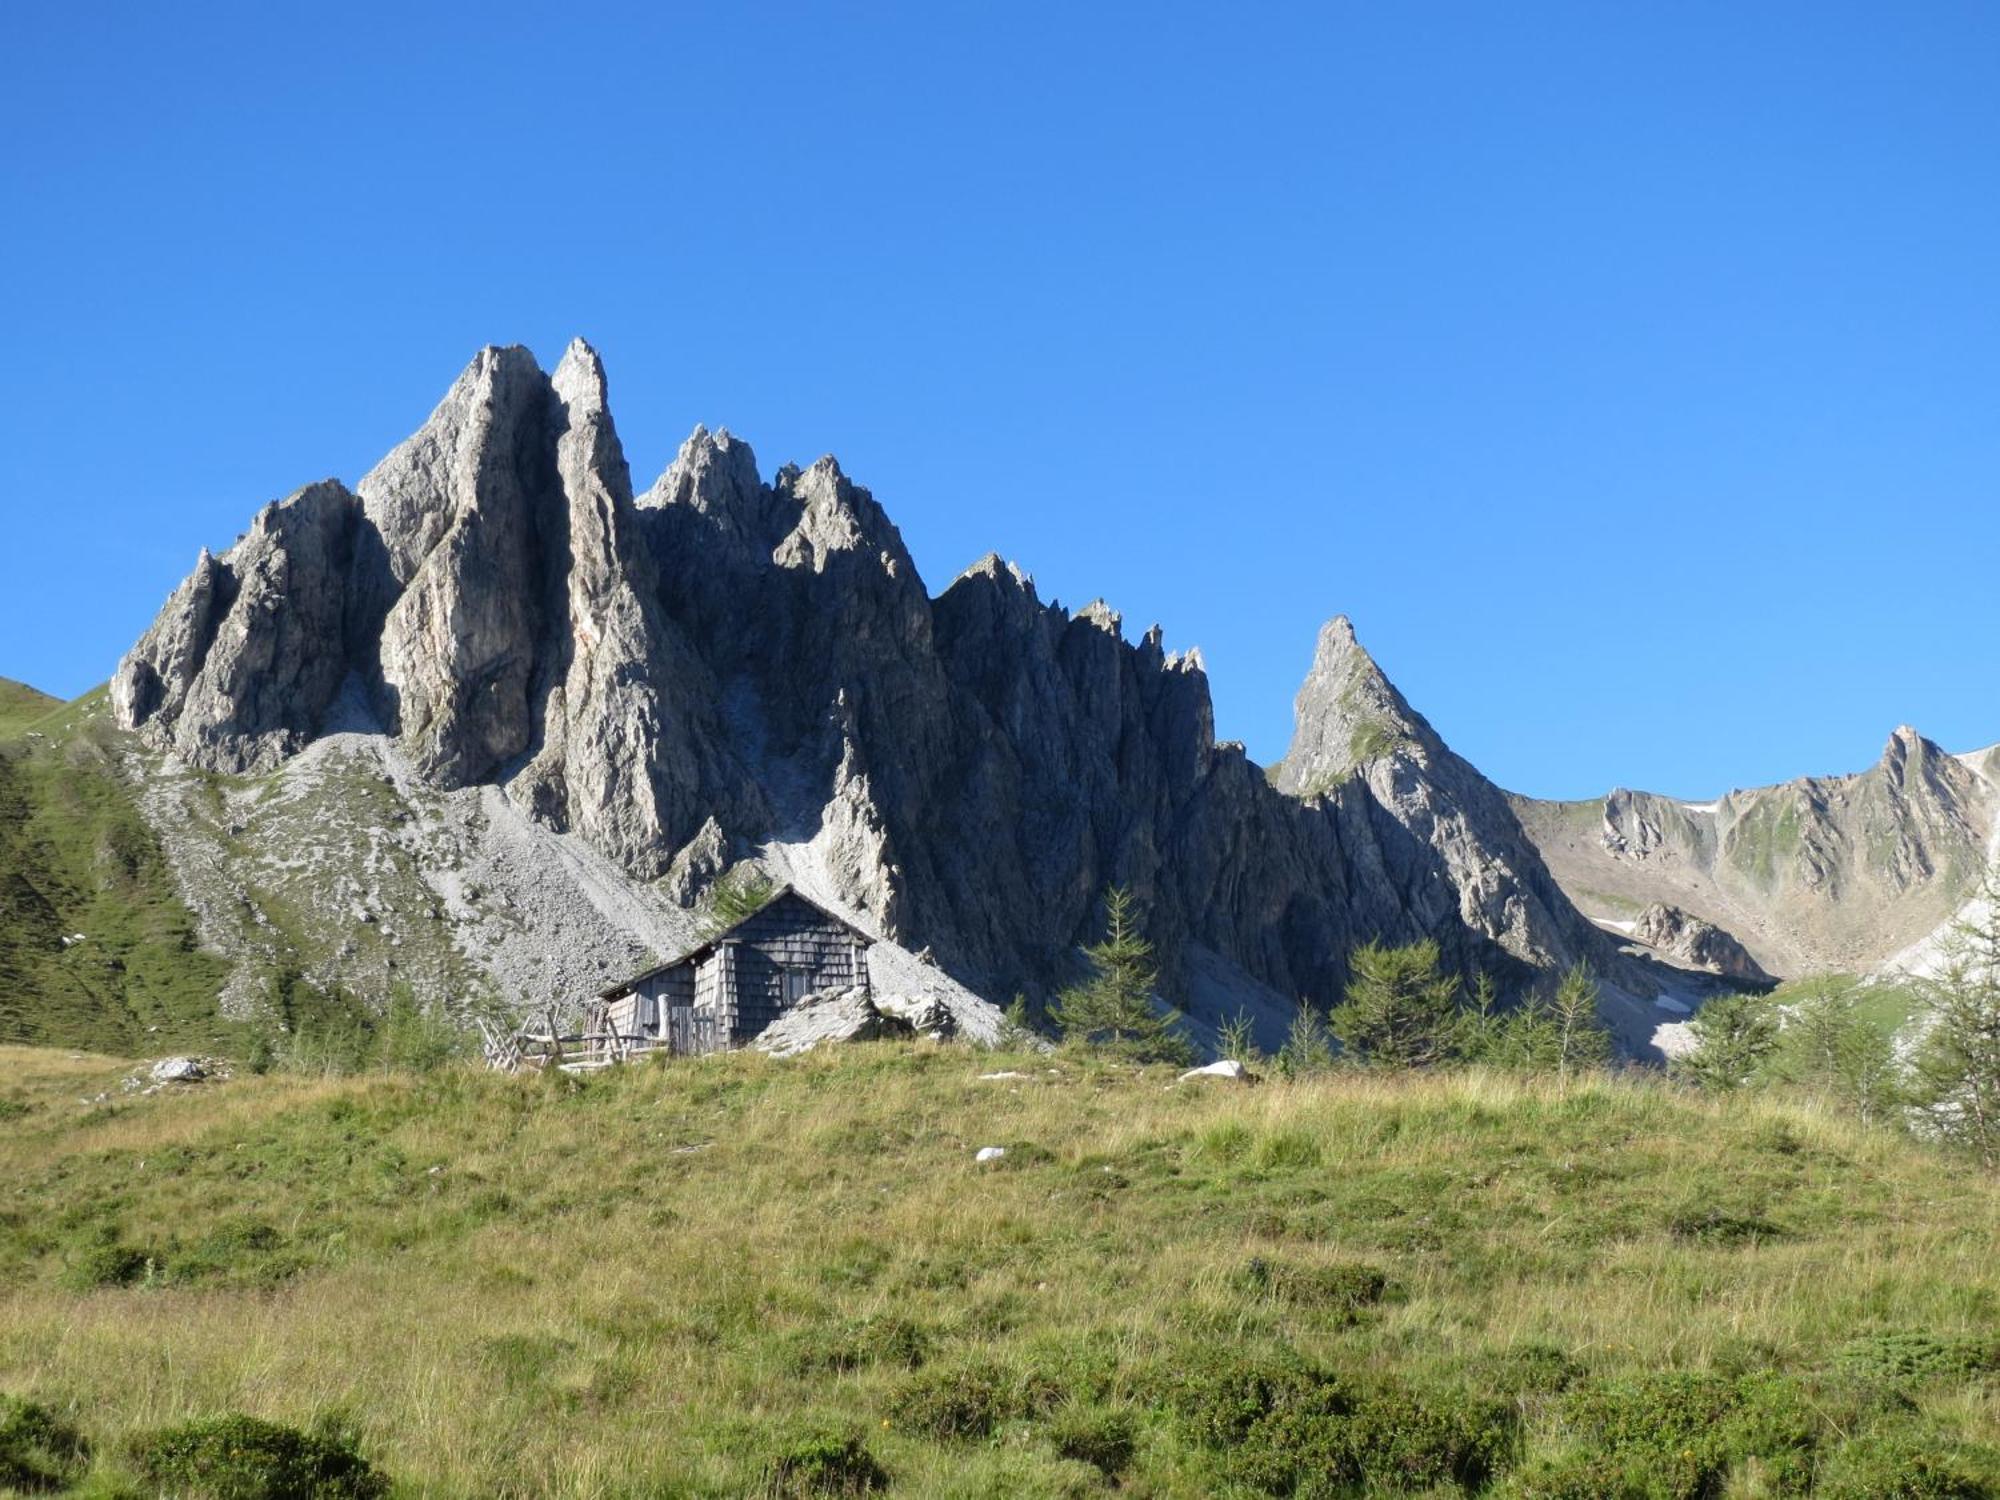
752, 989, 914, 1059
149, 1057, 206, 1084
1178, 1059, 1255, 1084
1632, 903, 1773, 985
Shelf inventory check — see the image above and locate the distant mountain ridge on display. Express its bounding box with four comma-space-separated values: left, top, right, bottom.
1510, 727, 2000, 978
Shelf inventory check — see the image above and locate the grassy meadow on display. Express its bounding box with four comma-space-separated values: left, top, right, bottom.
1, 1043, 1997, 1496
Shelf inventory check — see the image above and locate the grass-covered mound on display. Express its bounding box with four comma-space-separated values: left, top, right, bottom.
0, 1043, 1996, 1496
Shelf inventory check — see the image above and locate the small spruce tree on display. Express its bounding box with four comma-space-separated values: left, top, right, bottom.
1670, 991, 1778, 1093
1215, 1009, 1262, 1067
1052, 886, 1192, 1064
1328, 940, 1466, 1068
1907, 875, 2000, 1165
1547, 963, 1614, 1076
1277, 998, 1337, 1077
1769, 975, 1896, 1126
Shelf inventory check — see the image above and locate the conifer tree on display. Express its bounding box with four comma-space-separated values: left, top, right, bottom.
1547, 963, 1614, 1076
1052, 886, 1191, 1064
1328, 940, 1466, 1068
1670, 991, 1778, 1092
1908, 874, 2000, 1165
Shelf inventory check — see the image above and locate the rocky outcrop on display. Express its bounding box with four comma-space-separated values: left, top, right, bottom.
1270, 618, 1598, 973
115, 339, 1631, 1020
1631, 903, 1772, 985
114, 480, 357, 772
1512, 730, 1999, 977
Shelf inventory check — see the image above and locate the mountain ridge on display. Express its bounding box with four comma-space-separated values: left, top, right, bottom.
106, 339, 1678, 1049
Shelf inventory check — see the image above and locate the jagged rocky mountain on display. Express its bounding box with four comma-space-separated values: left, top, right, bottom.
1510, 728, 2000, 978
112, 339, 1675, 1046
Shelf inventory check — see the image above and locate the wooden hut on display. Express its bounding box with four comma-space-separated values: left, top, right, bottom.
596, 885, 875, 1052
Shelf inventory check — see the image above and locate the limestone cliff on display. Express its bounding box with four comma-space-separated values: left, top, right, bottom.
115, 340, 1635, 1021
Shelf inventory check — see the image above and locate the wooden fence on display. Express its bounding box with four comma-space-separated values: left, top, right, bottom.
480, 1006, 724, 1074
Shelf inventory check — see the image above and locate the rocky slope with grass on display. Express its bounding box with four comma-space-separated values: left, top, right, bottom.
99, 339, 1680, 1050
2, 1042, 1998, 1496
1511, 728, 2000, 979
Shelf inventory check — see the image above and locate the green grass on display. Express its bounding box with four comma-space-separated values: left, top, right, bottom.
0, 690, 240, 1054
0, 680, 62, 740
0, 1044, 1996, 1496
1764, 974, 1926, 1046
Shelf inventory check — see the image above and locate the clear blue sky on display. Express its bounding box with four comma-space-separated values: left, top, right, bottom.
3, 3, 1996, 800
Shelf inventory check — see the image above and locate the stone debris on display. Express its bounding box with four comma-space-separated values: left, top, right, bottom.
978, 1071, 1033, 1081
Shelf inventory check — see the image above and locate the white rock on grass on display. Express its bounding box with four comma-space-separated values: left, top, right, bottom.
974, 1146, 1007, 1163
1178, 1059, 1254, 1083
149, 1057, 206, 1084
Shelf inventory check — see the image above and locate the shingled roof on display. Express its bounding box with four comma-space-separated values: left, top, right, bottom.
597, 884, 873, 1000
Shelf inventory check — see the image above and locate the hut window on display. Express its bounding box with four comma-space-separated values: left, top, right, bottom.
781, 967, 812, 1006
638, 993, 659, 1031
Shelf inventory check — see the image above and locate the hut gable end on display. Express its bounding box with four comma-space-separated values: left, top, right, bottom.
596, 885, 874, 1047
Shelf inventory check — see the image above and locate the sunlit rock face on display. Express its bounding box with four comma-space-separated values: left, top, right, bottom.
116, 340, 1615, 1010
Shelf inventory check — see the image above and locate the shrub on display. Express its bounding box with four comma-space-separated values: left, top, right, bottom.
1201, 1371, 1513, 1494
1152, 1344, 1350, 1448
1464, 1342, 1584, 1397
1664, 1203, 1782, 1245
1815, 1429, 2000, 1499
60, 1229, 153, 1290
894, 1362, 1021, 1441
760, 1428, 887, 1497
1552, 1371, 1821, 1499
785, 1316, 931, 1374
1234, 1257, 1396, 1319
1047, 1406, 1136, 1477
0, 1396, 90, 1493
1836, 1332, 2000, 1385
128, 1412, 388, 1500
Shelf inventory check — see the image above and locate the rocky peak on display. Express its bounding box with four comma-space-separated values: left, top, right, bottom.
112, 337, 1627, 1034
1270, 616, 1437, 798
640, 424, 775, 544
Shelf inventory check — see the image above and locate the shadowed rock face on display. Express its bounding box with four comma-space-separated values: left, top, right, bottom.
115, 341, 1617, 1008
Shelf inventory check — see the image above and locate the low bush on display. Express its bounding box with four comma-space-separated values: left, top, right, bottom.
785, 1315, 932, 1374
1235, 1256, 1396, 1317
0, 1396, 90, 1493
1664, 1204, 1783, 1245
59, 1229, 153, 1290
759, 1428, 887, 1497
1836, 1331, 2000, 1385
1551, 1371, 1821, 1498
1814, 1428, 2000, 1499
128, 1412, 388, 1500
1046, 1405, 1136, 1477
1154, 1345, 1511, 1493
894, 1362, 1021, 1441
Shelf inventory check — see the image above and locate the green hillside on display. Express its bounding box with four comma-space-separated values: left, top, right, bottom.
0, 1044, 1995, 1497
0, 679, 61, 739
0, 691, 239, 1054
